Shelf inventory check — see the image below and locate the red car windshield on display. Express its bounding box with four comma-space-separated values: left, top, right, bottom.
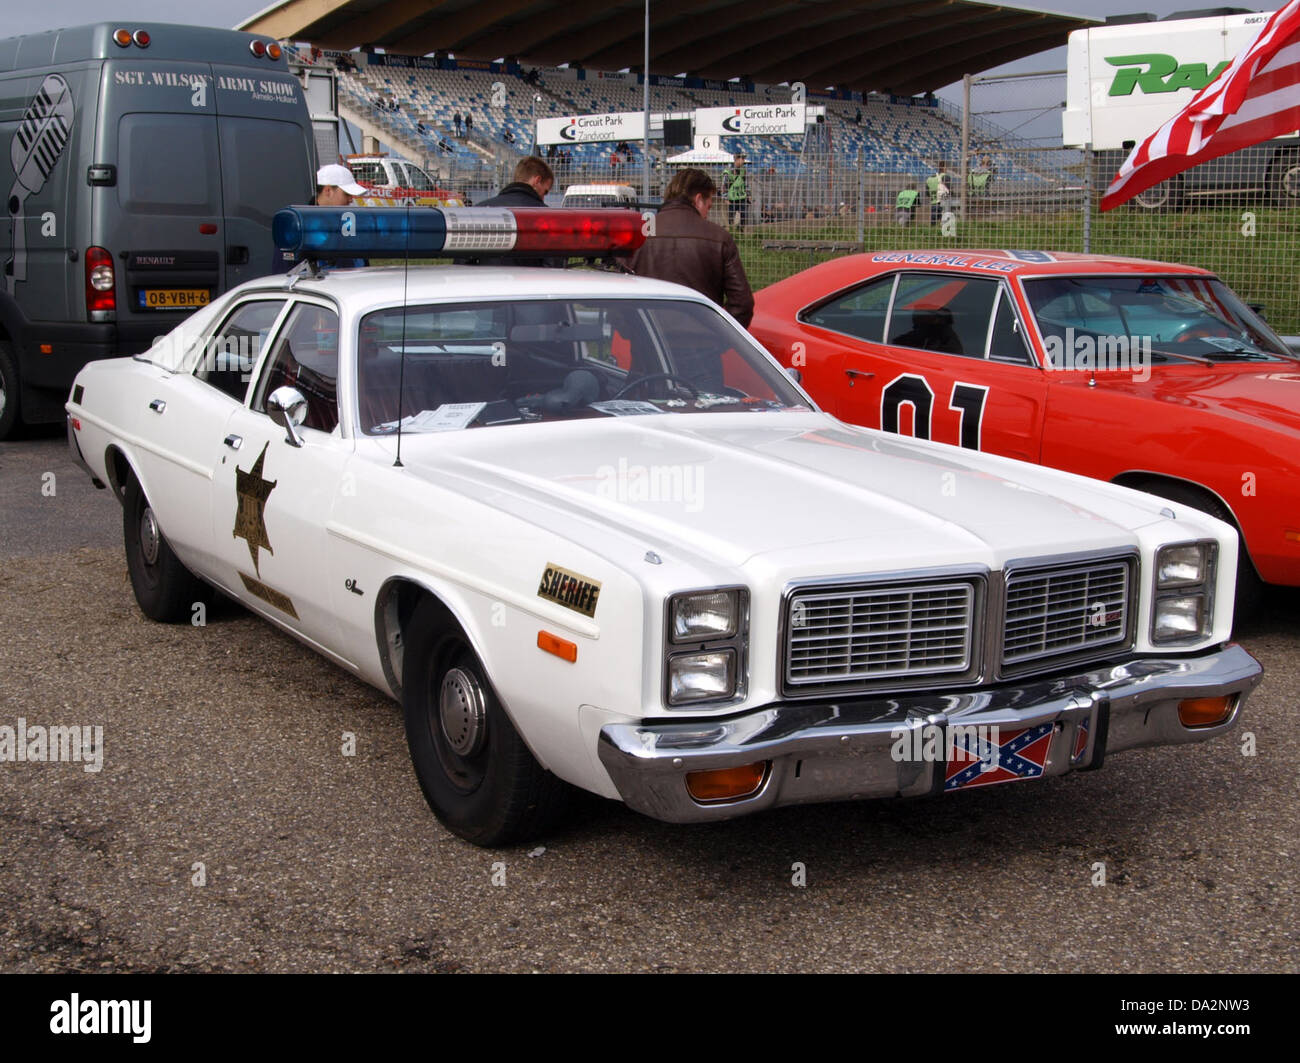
1024, 276, 1294, 362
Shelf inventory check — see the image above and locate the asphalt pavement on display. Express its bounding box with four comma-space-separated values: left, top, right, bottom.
1, 430, 1297, 972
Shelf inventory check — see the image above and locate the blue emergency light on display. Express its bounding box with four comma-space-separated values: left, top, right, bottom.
273, 206, 645, 261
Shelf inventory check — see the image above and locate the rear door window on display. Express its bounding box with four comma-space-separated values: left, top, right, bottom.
117, 113, 220, 215
800, 274, 896, 342
887, 273, 999, 358
219, 117, 313, 225
197, 299, 288, 401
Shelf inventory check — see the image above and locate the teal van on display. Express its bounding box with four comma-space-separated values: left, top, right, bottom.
0, 22, 316, 437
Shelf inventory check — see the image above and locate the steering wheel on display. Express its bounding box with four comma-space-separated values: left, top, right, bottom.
1172, 325, 1215, 343
611, 372, 699, 400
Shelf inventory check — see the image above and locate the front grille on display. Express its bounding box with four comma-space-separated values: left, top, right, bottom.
1003, 558, 1132, 668
785, 580, 975, 691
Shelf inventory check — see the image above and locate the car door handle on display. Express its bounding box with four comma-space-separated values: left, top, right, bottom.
148, 399, 166, 413
844, 369, 874, 386
224, 434, 242, 451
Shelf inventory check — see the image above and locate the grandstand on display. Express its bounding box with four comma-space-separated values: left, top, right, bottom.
312, 49, 1075, 203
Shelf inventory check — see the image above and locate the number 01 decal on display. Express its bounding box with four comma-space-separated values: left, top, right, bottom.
881, 374, 988, 450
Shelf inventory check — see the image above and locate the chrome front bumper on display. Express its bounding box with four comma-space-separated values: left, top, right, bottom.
597, 644, 1263, 823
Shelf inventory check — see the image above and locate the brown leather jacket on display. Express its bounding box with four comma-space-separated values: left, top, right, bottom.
630, 199, 754, 327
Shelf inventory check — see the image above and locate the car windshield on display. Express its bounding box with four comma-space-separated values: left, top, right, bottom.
1024, 275, 1294, 362
356, 298, 808, 434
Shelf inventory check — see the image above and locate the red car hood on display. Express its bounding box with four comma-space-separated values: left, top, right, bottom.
1085, 363, 1300, 433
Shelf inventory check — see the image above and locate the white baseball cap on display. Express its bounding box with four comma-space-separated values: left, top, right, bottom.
316, 163, 366, 196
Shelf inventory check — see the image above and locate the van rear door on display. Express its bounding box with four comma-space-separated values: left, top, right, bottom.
92, 59, 313, 348
212, 65, 313, 287
93, 60, 225, 345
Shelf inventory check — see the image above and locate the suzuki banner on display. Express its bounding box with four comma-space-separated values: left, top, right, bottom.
695, 103, 806, 136
536, 111, 647, 144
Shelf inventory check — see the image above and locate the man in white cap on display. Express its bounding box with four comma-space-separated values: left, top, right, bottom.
313, 163, 367, 206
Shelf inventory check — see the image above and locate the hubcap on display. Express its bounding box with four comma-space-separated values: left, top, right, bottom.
139, 505, 161, 566
439, 666, 486, 757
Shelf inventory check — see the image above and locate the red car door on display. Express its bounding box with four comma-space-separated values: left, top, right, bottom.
805, 270, 1048, 462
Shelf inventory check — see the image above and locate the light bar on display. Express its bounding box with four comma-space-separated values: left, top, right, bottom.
272, 206, 645, 261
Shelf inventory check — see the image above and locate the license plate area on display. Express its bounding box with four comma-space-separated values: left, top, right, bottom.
944, 721, 1056, 791
138, 288, 210, 310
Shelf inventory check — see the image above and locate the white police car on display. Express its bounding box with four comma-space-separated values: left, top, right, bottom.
66, 207, 1262, 845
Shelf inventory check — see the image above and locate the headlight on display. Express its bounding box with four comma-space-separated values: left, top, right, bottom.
1152, 541, 1216, 643
667, 651, 737, 704
670, 590, 739, 642
664, 587, 748, 706
1153, 595, 1207, 641
1157, 543, 1210, 587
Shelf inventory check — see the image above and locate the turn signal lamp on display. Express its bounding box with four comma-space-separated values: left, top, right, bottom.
1178, 695, 1234, 728
685, 762, 768, 803
272, 206, 646, 261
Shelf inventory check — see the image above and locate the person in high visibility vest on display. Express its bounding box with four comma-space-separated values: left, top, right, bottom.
896, 184, 919, 226
722, 155, 750, 230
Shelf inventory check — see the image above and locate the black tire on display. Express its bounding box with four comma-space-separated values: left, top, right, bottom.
123, 474, 208, 622
402, 600, 570, 846
1268, 151, 1300, 207
0, 340, 20, 441
1133, 479, 1264, 623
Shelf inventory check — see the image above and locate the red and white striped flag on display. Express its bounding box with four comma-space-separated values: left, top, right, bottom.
1101, 1, 1300, 210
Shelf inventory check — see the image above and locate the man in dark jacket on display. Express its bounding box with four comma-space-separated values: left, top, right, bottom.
477, 157, 559, 267
480, 156, 553, 207
631, 168, 753, 327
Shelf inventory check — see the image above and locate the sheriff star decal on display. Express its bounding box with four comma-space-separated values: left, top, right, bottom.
233, 442, 277, 576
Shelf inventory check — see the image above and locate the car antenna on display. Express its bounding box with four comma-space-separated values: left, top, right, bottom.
394, 203, 411, 468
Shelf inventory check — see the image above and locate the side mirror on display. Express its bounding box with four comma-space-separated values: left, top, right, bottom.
267, 385, 308, 448
784, 366, 803, 384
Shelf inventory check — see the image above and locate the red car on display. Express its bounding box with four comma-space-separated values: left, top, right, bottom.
751, 250, 1300, 607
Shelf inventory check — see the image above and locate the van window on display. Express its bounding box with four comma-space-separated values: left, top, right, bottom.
220, 118, 313, 225
118, 114, 219, 215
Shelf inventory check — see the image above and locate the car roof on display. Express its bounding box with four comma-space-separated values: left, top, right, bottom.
235, 265, 713, 308
785, 249, 1217, 285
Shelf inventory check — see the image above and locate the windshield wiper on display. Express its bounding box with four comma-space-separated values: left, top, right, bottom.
1149, 347, 1216, 365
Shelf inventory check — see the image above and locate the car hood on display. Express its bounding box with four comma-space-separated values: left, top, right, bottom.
1090, 362, 1300, 434
378, 412, 1168, 570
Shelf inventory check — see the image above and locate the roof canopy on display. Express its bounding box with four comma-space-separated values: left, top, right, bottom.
240, 0, 1095, 95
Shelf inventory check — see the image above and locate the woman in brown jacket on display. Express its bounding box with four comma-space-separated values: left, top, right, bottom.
630, 168, 754, 328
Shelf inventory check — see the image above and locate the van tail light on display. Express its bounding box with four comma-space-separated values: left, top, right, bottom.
85, 247, 116, 315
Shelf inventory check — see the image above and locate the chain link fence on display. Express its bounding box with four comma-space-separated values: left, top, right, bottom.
329, 56, 1300, 335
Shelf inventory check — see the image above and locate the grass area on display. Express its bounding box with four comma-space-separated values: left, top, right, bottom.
735, 207, 1300, 334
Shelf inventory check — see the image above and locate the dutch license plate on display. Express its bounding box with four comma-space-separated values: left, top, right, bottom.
138, 288, 210, 310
